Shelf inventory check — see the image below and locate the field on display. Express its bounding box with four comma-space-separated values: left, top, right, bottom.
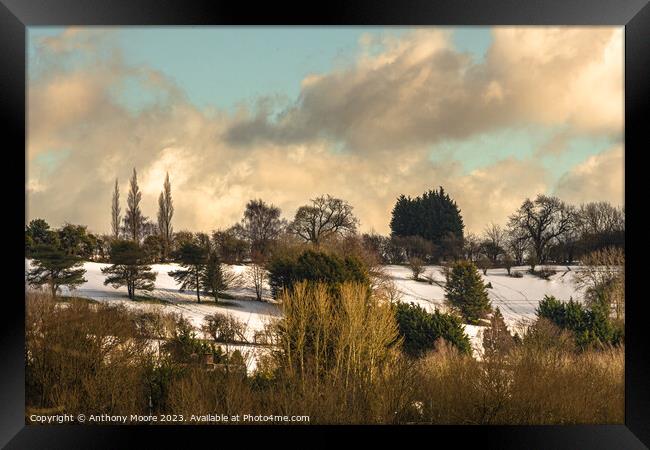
25, 259, 587, 362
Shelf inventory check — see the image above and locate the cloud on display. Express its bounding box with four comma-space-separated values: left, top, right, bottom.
554, 146, 624, 207
27, 27, 623, 236
225, 27, 623, 151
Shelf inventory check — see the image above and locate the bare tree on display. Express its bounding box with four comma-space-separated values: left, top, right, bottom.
289, 194, 359, 246
111, 179, 121, 240
463, 232, 482, 262
239, 199, 286, 257
506, 223, 528, 266
157, 172, 174, 262
508, 195, 576, 264
481, 223, 506, 264
574, 247, 625, 321
578, 202, 625, 235
249, 251, 267, 301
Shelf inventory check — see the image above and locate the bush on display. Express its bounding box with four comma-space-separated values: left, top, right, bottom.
395, 302, 471, 357
444, 260, 492, 324
408, 257, 425, 281
267, 249, 369, 298
510, 270, 524, 278
536, 295, 623, 350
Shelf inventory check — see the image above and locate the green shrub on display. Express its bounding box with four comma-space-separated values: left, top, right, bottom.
536, 295, 623, 350
267, 249, 369, 298
395, 302, 471, 357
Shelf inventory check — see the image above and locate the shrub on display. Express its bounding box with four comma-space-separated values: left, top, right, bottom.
395, 302, 471, 357
267, 249, 369, 298
408, 257, 425, 281
536, 295, 623, 350
444, 260, 492, 324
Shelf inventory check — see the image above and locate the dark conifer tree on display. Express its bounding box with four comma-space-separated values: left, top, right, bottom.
27, 244, 87, 297
444, 260, 491, 324
169, 242, 209, 302
101, 239, 156, 299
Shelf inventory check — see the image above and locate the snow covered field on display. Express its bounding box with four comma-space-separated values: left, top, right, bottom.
26, 260, 586, 360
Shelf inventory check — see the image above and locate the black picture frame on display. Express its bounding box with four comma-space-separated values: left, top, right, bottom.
2, 0, 648, 447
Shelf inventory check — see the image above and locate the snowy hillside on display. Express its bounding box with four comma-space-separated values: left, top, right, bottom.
26, 260, 586, 359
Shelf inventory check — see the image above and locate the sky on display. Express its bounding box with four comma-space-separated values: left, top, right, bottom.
26, 26, 624, 235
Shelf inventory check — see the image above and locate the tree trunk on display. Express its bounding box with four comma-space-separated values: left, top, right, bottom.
195, 270, 200, 303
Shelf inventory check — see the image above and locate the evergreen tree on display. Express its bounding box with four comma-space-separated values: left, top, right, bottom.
25, 218, 57, 256
482, 307, 515, 358
101, 239, 157, 299
390, 187, 464, 260
157, 172, 174, 261
123, 168, 144, 243
169, 242, 209, 303
111, 178, 121, 239
27, 244, 87, 297
444, 260, 491, 324
200, 251, 230, 303
395, 302, 471, 356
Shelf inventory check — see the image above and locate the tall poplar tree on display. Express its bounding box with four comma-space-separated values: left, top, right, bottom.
124, 168, 143, 243
111, 178, 121, 239
157, 172, 174, 261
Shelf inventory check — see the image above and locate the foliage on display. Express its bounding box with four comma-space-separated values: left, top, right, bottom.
267, 249, 369, 298
394, 302, 471, 357
389, 187, 464, 260
444, 260, 491, 324
27, 244, 87, 297
536, 295, 623, 350
169, 242, 209, 302
101, 239, 157, 299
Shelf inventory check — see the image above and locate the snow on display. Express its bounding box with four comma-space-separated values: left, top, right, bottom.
26, 259, 587, 364
385, 264, 585, 331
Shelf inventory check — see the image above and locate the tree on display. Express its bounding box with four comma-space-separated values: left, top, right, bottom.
157, 172, 174, 261
57, 223, 89, 257
463, 232, 482, 262
101, 239, 157, 299
536, 295, 622, 350
169, 242, 208, 303
172, 231, 196, 255
392, 235, 436, 262
142, 234, 163, 263
26, 219, 57, 256
249, 251, 266, 301
574, 247, 625, 321
481, 223, 505, 264
389, 187, 464, 260
394, 302, 471, 357
482, 307, 515, 358
123, 168, 145, 243
267, 249, 369, 298
200, 251, 234, 303
444, 260, 491, 324
508, 195, 576, 265
239, 199, 286, 256
289, 194, 359, 246
212, 228, 248, 264
505, 223, 528, 266
111, 178, 121, 240
27, 245, 87, 297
